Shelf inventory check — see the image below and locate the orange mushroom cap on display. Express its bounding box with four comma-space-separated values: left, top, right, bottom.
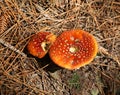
49, 29, 98, 70
27, 32, 56, 58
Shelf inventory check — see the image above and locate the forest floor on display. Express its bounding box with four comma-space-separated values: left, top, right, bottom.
0, 0, 120, 95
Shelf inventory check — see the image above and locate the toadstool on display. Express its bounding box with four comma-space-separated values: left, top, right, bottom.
49, 29, 98, 70
27, 31, 56, 58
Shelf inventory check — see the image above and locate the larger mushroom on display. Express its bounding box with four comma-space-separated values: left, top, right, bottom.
49, 29, 98, 70
27, 32, 56, 58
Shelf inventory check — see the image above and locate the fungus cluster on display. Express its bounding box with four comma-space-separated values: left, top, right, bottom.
27, 30, 98, 70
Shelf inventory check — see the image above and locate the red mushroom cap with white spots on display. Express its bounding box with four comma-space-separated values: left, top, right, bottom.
49, 29, 98, 70
27, 32, 56, 58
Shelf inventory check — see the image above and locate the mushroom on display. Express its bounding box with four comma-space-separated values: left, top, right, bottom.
27, 32, 56, 58
49, 29, 98, 70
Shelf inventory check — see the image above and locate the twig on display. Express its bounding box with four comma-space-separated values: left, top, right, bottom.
0, 38, 27, 57
99, 46, 120, 66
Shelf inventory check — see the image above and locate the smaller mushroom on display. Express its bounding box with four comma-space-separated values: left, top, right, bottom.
27, 32, 56, 58
49, 29, 98, 70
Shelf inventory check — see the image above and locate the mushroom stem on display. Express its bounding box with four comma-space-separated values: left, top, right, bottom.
41, 33, 57, 52
41, 41, 51, 52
